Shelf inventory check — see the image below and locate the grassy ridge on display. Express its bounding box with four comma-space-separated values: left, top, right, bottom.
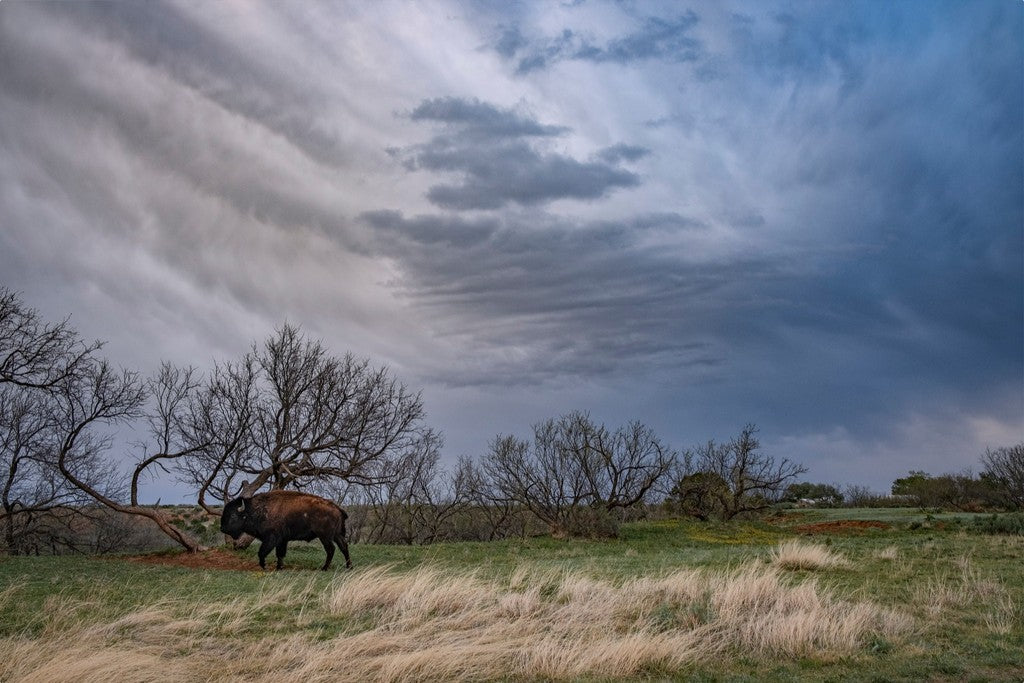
1, 511, 1021, 681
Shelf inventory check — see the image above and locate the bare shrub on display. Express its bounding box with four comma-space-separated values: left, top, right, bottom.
674, 425, 806, 521
480, 412, 674, 538
981, 444, 1024, 510
356, 432, 470, 545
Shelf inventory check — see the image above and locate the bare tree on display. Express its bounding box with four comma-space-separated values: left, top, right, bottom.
1, 388, 51, 552
482, 430, 584, 538
0, 288, 100, 390
0, 387, 122, 553
400, 433, 469, 544
456, 455, 526, 541
48, 358, 213, 551
177, 325, 429, 506
0, 289, 213, 552
1, 291, 436, 554
172, 358, 258, 517
360, 430, 467, 544
559, 413, 675, 512
480, 412, 673, 538
687, 425, 806, 520
0, 290, 133, 554
981, 444, 1024, 510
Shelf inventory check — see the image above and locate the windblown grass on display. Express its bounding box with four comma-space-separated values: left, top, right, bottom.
771, 540, 850, 571
874, 545, 900, 561
0, 563, 910, 682
913, 556, 1018, 633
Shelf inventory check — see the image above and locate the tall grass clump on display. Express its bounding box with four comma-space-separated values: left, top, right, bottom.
913, 557, 1018, 633
0, 564, 911, 682
771, 540, 850, 571
874, 546, 900, 561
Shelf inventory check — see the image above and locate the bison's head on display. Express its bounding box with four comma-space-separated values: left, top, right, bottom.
220, 496, 251, 539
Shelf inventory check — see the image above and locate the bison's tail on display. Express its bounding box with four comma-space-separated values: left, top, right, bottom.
340, 508, 348, 521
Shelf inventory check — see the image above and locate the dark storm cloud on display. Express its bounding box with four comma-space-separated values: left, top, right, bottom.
371, 0, 1023, 435
360, 210, 498, 248
359, 209, 752, 384
399, 98, 641, 210
410, 97, 569, 138
421, 144, 640, 210
496, 12, 703, 74
596, 144, 650, 164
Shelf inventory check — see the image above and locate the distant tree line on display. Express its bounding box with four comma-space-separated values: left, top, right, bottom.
886, 453, 1024, 511
2, 286, 1021, 554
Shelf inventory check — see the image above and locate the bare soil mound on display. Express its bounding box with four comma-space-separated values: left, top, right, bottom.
128, 548, 256, 571
794, 520, 891, 535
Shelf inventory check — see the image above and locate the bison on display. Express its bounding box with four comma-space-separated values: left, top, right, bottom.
220, 488, 352, 571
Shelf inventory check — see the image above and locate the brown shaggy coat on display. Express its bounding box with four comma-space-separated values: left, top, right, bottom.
220, 490, 352, 570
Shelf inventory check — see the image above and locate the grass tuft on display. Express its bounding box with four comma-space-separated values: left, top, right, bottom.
771, 540, 850, 571
875, 546, 900, 561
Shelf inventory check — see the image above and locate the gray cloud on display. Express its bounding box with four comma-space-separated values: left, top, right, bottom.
40, 1, 354, 168
494, 25, 527, 59
498, 12, 703, 74
360, 210, 498, 248
0, 1, 407, 372
358, 208, 767, 385
399, 98, 641, 210
410, 97, 569, 138
421, 144, 641, 210
597, 144, 651, 164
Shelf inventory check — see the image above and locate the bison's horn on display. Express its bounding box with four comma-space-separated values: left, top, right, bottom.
239, 479, 258, 501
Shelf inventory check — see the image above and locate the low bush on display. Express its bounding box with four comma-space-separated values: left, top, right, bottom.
970, 512, 1024, 536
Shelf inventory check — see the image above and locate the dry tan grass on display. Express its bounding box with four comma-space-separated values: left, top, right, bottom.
0, 564, 911, 683
874, 546, 900, 561
913, 556, 1018, 633
771, 540, 850, 571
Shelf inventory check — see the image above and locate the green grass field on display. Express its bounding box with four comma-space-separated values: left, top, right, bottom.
1, 510, 1021, 681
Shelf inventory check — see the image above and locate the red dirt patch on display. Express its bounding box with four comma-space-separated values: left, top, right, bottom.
127, 548, 256, 571
765, 513, 801, 525
794, 520, 891, 535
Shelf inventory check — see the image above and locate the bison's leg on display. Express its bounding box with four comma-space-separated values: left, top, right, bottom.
257, 538, 275, 570
335, 533, 353, 570
318, 536, 335, 570
275, 540, 289, 570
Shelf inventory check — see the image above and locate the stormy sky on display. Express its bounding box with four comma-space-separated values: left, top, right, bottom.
1, 0, 1021, 501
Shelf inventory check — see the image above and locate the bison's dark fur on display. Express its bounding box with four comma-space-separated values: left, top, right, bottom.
220, 490, 352, 571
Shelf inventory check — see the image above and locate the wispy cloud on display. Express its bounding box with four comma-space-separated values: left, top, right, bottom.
497, 12, 703, 74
